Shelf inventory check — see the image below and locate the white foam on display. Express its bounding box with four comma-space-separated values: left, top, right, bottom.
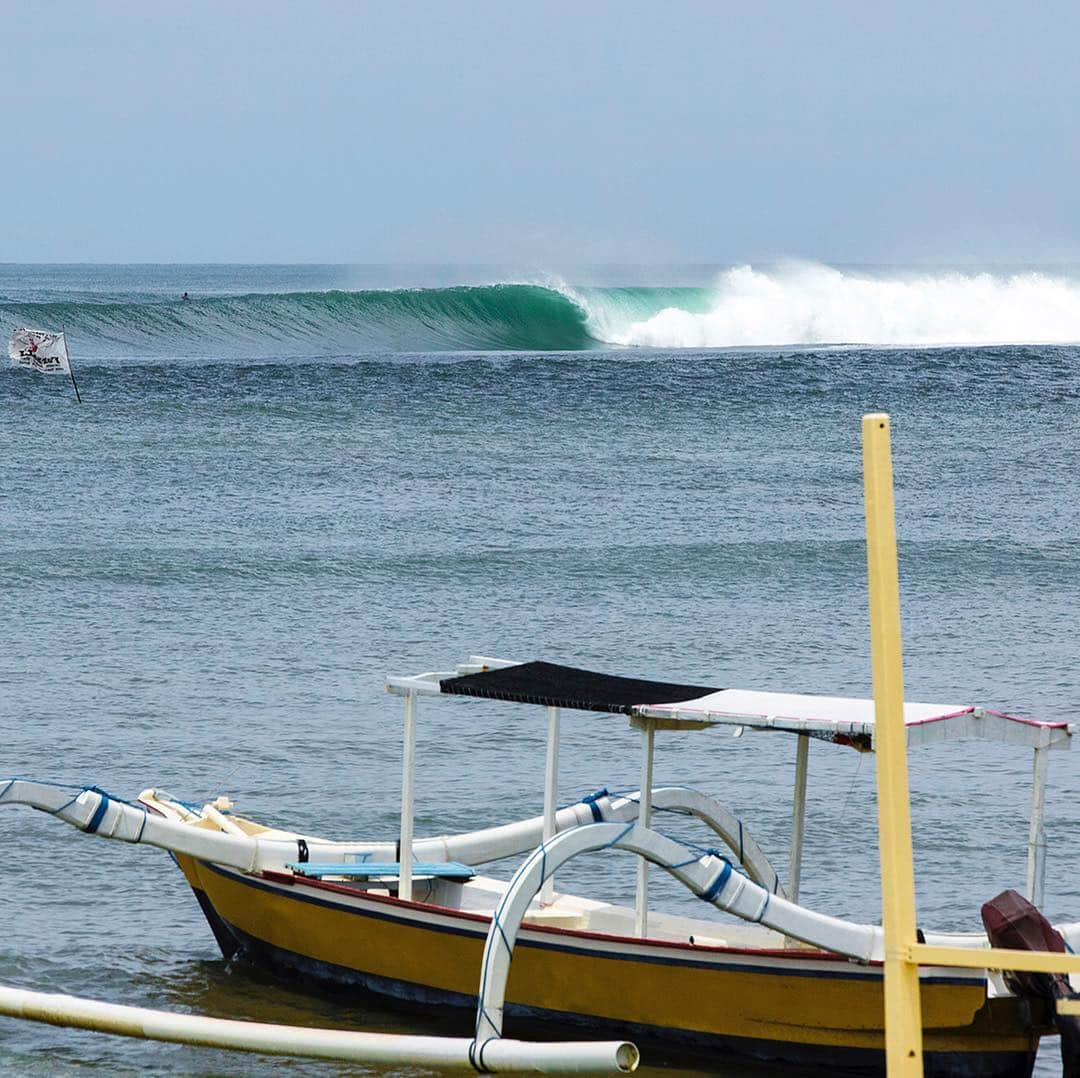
600, 263, 1080, 349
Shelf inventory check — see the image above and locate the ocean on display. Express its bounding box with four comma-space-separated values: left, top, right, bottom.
2, 262, 1079, 1076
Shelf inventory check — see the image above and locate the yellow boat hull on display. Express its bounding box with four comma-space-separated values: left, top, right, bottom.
177, 855, 1045, 1075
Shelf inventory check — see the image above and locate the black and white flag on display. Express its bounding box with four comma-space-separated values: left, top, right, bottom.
8, 326, 82, 402
8, 327, 71, 374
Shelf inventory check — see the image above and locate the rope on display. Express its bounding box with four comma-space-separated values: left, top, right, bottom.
578, 789, 609, 822
602, 821, 636, 851
700, 859, 733, 903
52, 792, 86, 815
474, 1035, 497, 1073
755, 893, 771, 923
83, 793, 111, 834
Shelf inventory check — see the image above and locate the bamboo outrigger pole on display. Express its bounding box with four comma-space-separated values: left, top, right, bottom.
0, 982, 637, 1073
862, 413, 924, 1075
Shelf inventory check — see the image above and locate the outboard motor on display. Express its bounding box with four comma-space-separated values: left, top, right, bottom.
982, 889, 1080, 1077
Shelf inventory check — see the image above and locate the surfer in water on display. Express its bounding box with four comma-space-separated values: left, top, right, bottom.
181, 292, 190, 302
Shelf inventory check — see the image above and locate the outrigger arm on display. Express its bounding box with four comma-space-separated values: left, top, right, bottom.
474, 819, 883, 1047
0, 779, 785, 893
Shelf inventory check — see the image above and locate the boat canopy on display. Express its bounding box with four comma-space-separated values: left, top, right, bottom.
387, 654, 1071, 915
392, 656, 1072, 752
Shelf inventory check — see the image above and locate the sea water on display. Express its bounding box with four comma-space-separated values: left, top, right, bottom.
2, 263, 1079, 1076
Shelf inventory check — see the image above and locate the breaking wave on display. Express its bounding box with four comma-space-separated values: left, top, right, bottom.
3, 264, 1080, 357
602, 264, 1080, 348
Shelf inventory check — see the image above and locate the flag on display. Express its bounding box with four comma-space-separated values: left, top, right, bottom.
8, 327, 71, 374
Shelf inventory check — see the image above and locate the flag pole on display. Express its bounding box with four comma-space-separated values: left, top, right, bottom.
62, 329, 82, 404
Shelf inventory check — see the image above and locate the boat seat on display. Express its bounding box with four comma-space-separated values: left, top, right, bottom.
286, 861, 476, 881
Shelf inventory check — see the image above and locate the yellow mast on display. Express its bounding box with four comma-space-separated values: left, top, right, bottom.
862, 412, 1080, 1074
862, 413, 924, 1075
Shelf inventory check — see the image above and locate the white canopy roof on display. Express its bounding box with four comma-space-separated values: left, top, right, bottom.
387, 655, 1072, 752
636, 689, 1072, 750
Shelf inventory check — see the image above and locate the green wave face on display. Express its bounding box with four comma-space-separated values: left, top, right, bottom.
0, 283, 719, 358
0, 285, 595, 357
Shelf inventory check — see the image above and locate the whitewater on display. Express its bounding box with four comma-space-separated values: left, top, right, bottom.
599, 263, 1080, 349
4, 263, 1080, 357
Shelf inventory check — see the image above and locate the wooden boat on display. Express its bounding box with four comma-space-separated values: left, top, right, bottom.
2, 654, 1073, 1076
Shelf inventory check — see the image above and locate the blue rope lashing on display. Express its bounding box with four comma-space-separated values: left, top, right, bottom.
490, 904, 513, 957
83, 793, 110, 835
474, 1035, 497, 1073
668, 844, 724, 871
699, 859, 733, 904
666, 854, 704, 870
52, 791, 84, 816
580, 788, 609, 822
476, 1002, 501, 1037
602, 821, 635, 851
755, 893, 771, 923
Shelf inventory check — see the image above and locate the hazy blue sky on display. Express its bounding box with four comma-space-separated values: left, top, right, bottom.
4, 1, 1078, 264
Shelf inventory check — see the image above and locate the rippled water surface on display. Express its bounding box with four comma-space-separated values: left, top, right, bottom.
2, 267, 1079, 1076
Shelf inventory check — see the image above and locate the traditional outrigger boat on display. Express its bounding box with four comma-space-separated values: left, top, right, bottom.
1, 654, 1073, 1076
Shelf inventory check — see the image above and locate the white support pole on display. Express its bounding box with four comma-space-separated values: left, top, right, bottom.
540, 706, 560, 906
788, 732, 810, 904
1026, 743, 1050, 907
634, 721, 655, 937
399, 691, 417, 902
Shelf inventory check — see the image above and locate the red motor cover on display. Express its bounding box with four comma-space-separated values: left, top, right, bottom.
982, 888, 1080, 1077
981, 888, 1068, 1000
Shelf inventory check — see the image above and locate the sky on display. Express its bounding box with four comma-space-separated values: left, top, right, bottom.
3, 1, 1079, 264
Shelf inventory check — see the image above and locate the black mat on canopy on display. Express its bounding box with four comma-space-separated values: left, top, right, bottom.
438, 660, 719, 715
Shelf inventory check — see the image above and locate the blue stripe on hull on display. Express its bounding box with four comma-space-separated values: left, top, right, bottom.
190, 886, 1037, 1078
